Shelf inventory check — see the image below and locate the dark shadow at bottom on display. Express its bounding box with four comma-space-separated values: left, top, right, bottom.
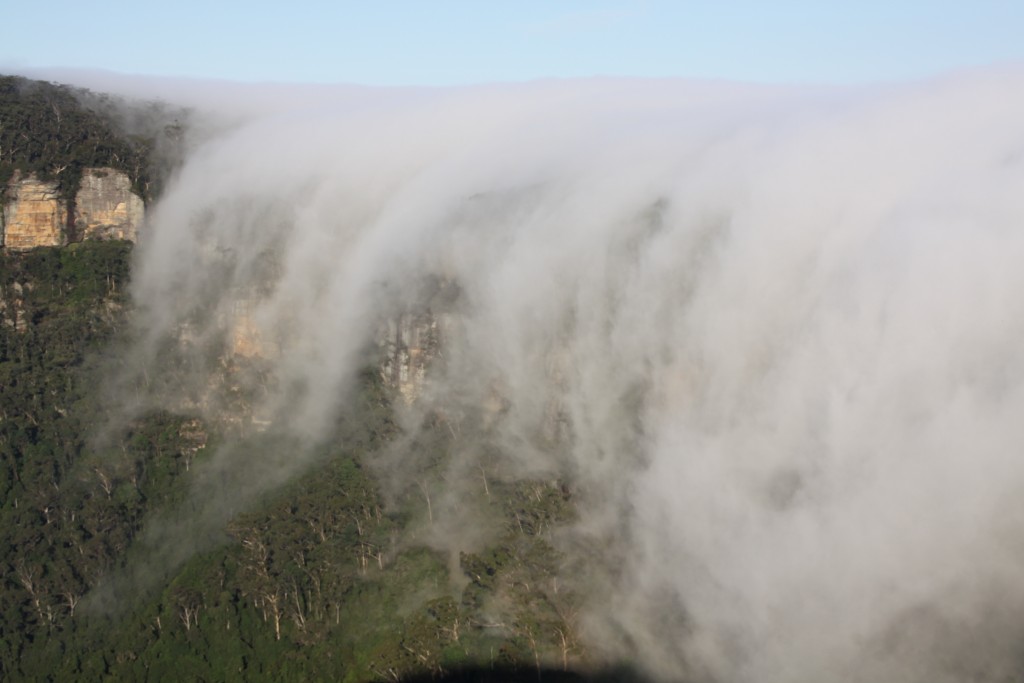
386, 663, 655, 683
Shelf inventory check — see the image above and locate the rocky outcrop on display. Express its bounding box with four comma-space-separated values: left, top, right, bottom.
1, 174, 66, 250
228, 299, 275, 358
379, 312, 444, 404
377, 277, 461, 403
1, 168, 144, 250
75, 168, 145, 242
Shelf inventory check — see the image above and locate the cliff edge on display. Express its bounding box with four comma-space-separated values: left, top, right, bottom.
1, 167, 144, 250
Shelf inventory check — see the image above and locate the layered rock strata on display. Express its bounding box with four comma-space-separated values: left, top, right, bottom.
1, 168, 144, 250
75, 168, 145, 242
379, 312, 444, 404
1, 174, 66, 250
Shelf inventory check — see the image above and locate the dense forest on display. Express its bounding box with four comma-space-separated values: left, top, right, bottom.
0, 75, 188, 207
0, 77, 633, 681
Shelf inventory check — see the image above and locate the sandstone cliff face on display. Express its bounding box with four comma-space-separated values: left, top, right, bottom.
220, 302, 445, 404
228, 298, 277, 359
1, 174, 66, 250
1, 168, 144, 250
75, 168, 145, 242
379, 312, 444, 404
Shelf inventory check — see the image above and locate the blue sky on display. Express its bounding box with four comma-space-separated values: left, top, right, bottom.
3, 1, 1023, 86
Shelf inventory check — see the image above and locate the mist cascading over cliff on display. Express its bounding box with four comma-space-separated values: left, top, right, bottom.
119, 69, 1024, 681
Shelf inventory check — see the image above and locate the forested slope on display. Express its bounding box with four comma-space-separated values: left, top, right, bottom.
0, 76, 155, 201
0, 76, 617, 682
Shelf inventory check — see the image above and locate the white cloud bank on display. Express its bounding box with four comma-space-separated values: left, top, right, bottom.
74, 66, 1024, 681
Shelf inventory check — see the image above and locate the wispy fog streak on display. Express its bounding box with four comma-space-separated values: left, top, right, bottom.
114, 69, 1024, 681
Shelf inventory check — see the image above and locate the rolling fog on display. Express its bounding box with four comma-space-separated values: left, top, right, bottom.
64, 67, 1024, 681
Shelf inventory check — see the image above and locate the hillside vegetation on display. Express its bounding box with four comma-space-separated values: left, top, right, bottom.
0, 76, 624, 682
0, 75, 190, 206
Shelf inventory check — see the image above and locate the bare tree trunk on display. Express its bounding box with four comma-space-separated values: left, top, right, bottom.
418, 480, 433, 524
